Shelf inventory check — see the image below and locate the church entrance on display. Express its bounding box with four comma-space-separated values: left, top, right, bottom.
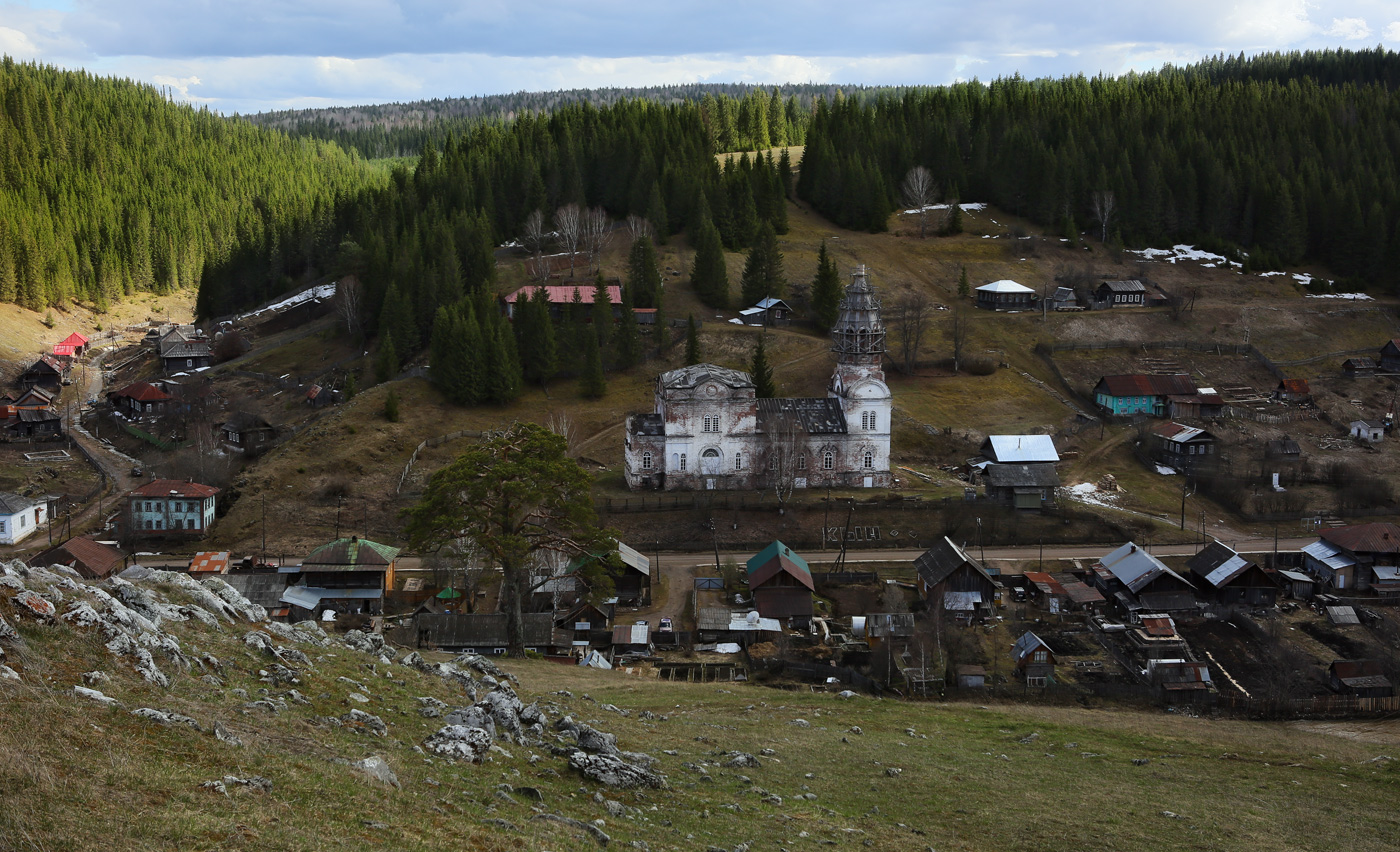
700, 448, 721, 475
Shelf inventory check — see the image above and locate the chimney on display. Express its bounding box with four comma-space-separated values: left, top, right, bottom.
1129, 544, 1137, 553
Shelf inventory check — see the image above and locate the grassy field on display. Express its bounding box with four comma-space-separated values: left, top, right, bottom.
4, 579, 1400, 852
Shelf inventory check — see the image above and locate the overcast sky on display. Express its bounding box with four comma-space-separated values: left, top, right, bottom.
2, 1, 1397, 114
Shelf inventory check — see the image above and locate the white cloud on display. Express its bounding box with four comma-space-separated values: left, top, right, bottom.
1381, 21, 1400, 41
1326, 17, 1372, 39
1219, 0, 1316, 45
0, 25, 41, 60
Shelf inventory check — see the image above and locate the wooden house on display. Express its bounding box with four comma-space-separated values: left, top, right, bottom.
1273, 378, 1312, 404
555, 602, 613, 650
1265, 438, 1302, 462
0, 492, 45, 545
1380, 339, 1400, 372
125, 479, 218, 539
19, 355, 65, 392
1050, 286, 1080, 311
983, 462, 1059, 509
1185, 541, 1277, 607
975, 279, 1035, 311
1095, 279, 1146, 307
411, 612, 564, 654
1329, 660, 1394, 698
1012, 631, 1056, 686
738, 297, 795, 326
158, 328, 213, 373
29, 536, 125, 580
914, 536, 999, 621
9, 387, 55, 410
1343, 357, 1378, 377
109, 381, 172, 419
1167, 390, 1226, 420
1302, 523, 1400, 596
1093, 374, 1197, 417
1150, 422, 1217, 473
1148, 660, 1215, 702
1, 408, 62, 441
1091, 542, 1197, 612
220, 412, 277, 454
980, 435, 1059, 464
611, 623, 652, 655
746, 540, 815, 625
954, 664, 987, 688
282, 536, 399, 620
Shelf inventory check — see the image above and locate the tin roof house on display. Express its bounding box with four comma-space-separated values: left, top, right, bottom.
1090, 542, 1197, 613
1012, 631, 1056, 686
1185, 541, 1277, 607
746, 540, 815, 626
282, 536, 400, 620
975, 279, 1035, 311
914, 537, 999, 621
1302, 523, 1400, 596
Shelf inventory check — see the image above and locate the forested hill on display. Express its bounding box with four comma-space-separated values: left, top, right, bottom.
244, 83, 846, 159
0, 58, 378, 312
799, 48, 1400, 288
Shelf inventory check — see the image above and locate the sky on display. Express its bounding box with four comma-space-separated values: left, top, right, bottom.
1, 1, 1398, 114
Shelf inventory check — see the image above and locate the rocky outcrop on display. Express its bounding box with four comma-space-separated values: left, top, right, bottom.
424, 725, 494, 762
567, 751, 668, 789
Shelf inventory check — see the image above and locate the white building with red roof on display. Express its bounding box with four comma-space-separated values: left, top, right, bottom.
125, 479, 220, 538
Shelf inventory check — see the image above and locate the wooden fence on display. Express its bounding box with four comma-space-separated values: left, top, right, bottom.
811, 571, 880, 586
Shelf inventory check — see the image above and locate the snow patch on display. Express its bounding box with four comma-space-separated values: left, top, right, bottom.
901, 202, 986, 215
1304, 292, 1372, 300
1127, 244, 1241, 268
1155, 465, 1177, 475
1061, 482, 1122, 510
235, 283, 337, 321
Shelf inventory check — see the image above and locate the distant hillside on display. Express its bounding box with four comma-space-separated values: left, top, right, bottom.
0, 58, 380, 312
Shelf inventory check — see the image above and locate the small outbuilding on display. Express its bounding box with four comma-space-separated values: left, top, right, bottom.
1350, 420, 1386, 443
1329, 660, 1394, 698
746, 540, 815, 626
1012, 631, 1055, 686
1343, 357, 1378, 376
29, 536, 125, 580
1273, 378, 1312, 404
739, 297, 795, 326
983, 463, 1059, 509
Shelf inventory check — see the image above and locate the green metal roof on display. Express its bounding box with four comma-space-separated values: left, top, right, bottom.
301, 536, 401, 571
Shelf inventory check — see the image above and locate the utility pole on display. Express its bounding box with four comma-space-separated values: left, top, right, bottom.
260, 494, 266, 567
822, 488, 830, 551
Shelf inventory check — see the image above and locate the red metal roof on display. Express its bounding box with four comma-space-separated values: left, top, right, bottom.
114, 382, 173, 402
1022, 571, 1066, 596
30, 537, 124, 579
52, 344, 78, 356
1321, 523, 1400, 555
1278, 378, 1310, 394
506, 284, 622, 305
189, 551, 230, 573
128, 479, 220, 499
1140, 616, 1177, 637
1096, 374, 1197, 397
60, 332, 89, 347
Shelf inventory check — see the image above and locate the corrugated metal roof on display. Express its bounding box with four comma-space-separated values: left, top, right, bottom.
611, 624, 649, 645
616, 541, 650, 576
1140, 616, 1178, 637
1097, 542, 1188, 593
1302, 539, 1356, 570
189, 551, 230, 574
506, 284, 622, 305
983, 435, 1059, 463
1326, 606, 1360, 625
1278, 570, 1313, 583
301, 537, 400, 570
128, 479, 220, 499
1101, 280, 1146, 292
746, 540, 814, 590
944, 590, 982, 611
1023, 571, 1065, 596
1012, 630, 1049, 662
1096, 374, 1198, 397
29, 537, 124, 579
1186, 541, 1255, 588
757, 397, 849, 434
695, 608, 781, 632
281, 586, 383, 608
977, 279, 1034, 293
1152, 422, 1209, 443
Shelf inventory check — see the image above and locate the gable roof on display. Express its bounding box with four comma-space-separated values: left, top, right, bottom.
984, 463, 1060, 488
757, 397, 848, 434
128, 479, 220, 499
746, 540, 814, 591
1185, 541, 1257, 588
1265, 438, 1301, 456
914, 536, 996, 590
23, 355, 64, 376
1321, 523, 1400, 555
1096, 542, 1194, 594
59, 332, 89, 348
301, 536, 400, 571
1100, 279, 1146, 292
113, 381, 172, 403
29, 537, 124, 579
1152, 422, 1212, 443
1012, 631, 1052, 663
189, 551, 231, 574
982, 435, 1059, 463
1277, 378, 1310, 394
753, 297, 793, 310
1095, 374, 1198, 397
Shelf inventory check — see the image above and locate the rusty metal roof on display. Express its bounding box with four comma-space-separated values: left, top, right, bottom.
30, 537, 124, 579
1321, 523, 1400, 555
128, 479, 220, 499
1023, 571, 1066, 596
1095, 374, 1198, 397
1278, 378, 1310, 394
1140, 615, 1178, 637
189, 551, 230, 574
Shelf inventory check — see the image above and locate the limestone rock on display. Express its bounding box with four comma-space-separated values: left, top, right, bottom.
424, 725, 493, 762
568, 751, 668, 789
131, 708, 202, 730
354, 755, 401, 788
74, 685, 116, 704
341, 709, 388, 737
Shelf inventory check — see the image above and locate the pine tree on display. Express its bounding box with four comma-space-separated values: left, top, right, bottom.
375, 331, 398, 384
615, 288, 642, 369
811, 240, 842, 331
750, 335, 776, 398
684, 314, 701, 365
579, 332, 606, 399
626, 235, 661, 309
690, 217, 729, 309
957, 266, 970, 298
429, 305, 458, 400
646, 183, 670, 245
740, 222, 786, 306
944, 203, 964, 236
378, 281, 419, 355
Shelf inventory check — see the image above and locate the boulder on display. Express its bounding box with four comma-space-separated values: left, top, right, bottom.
723, 752, 761, 768
341, 709, 388, 737
291, 621, 331, 646
444, 705, 496, 740
568, 751, 668, 789
200, 576, 268, 622
73, 685, 116, 704
14, 590, 56, 619
131, 708, 202, 730
574, 724, 620, 755
201, 775, 272, 795
353, 755, 401, 788
423, 725, 494, 762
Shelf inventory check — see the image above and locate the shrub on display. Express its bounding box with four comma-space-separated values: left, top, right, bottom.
963, 356, 997, 376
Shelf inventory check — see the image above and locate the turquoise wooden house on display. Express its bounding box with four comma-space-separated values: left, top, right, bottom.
1092, 374, 1197, 417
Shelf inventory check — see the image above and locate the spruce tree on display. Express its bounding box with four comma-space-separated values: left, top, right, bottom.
646, 183, 670, 245
684, 315, 702, 365
690, 217, 729, 309
957, 266, 970, 298
811, 240, 842, 331
429, 306, 457, 400
384, 386, 401, 422
378, 282, 419, 355
615, 288, 642, 369
375, 331, 398, 384
740, 222, 786, 306
579, 332, 606, 399
944, 203, 964, 236
750, 335, 776, 398
626, 235, 661, 309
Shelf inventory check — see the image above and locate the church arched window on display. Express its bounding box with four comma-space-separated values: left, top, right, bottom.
641, 452, 653, 470
822, 451, 834, 470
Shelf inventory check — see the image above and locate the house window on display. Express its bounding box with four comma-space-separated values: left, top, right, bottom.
679, 453, 687, 472
735, 453, 743, 471
641, 452, 653, 470
797, 455, 806, 470
822, 451, 834, 470
154, 520, 162, 530
1027, 676, 1047, 687
1033, 650, 1047, 662
702, 415, 719, 433
173, 519, 182, 530
145, 520, 153, 530
863, 451, 873, 469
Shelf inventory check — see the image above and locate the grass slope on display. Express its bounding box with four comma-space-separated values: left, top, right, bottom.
3, 570, 1400, 852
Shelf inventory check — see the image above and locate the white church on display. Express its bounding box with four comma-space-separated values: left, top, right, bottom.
624, 265, 892, 491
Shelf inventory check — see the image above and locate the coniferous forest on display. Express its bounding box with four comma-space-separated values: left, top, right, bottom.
0, 58, 374, 312
3, 49, 1400, 394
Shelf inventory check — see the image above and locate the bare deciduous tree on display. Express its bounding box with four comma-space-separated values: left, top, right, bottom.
892, 291, 932, 374
553, 204, 582, 278
901, 166, 939, 239
523, 209, 548, 256
545, 409, 580, 457
582, 206, 611, 273
949, 304, 969, 374
336, 276, 364, 342
1090, 190, 1117, 244
759, 408, 806, 512
626, 214, 653, 243
427, 537, 487, 613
